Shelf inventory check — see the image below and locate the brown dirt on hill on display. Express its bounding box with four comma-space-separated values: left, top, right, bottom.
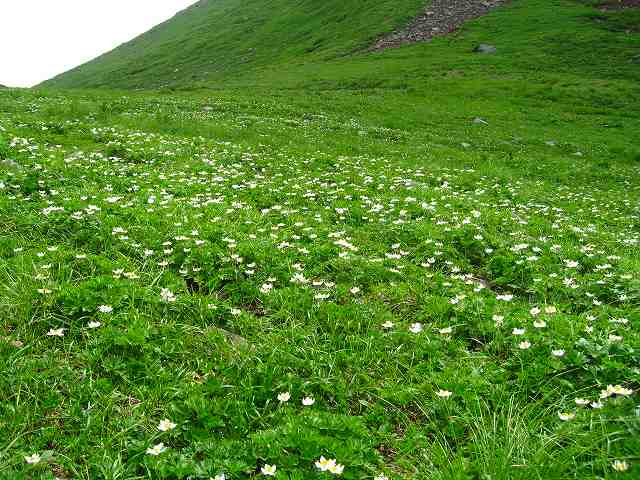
370, 0, 507, 51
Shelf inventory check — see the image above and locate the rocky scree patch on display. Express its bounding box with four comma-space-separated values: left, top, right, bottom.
370, 0, 507, 51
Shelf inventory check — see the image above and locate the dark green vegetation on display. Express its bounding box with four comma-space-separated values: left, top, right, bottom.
2, 0, 640, 479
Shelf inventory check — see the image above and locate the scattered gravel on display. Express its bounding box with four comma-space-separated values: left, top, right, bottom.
597, 0, 640, 10
370, 0, 507, 51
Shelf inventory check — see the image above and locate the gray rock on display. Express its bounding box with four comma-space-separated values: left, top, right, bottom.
1, 158, 20, 169
474, 44, 497, 54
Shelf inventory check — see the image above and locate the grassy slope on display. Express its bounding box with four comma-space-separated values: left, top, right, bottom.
1, 1, 639, 479
42, 0, 640, 94
41, 0, 425, 89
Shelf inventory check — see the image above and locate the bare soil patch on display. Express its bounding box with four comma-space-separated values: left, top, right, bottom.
370, 0, 507, 51
598, 0, 640, 10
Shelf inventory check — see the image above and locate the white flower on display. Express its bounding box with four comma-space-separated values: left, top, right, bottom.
98, 305, 113, 313
88, 321, 102, 329
512, 328, 525, 335
551, 349, 565, 357
545, 306, 557, 314
350, 286, 361, 295
24, 453, 41, 464
558, 412, 575, 421
496, 294, 513, 301
261, 464, 277, 476
47, 328, 65, 337
409, 323, 423, 334
612, 460, 629, 472
302, 396, 315, 406
315, 456, 336, 472
564, 260, 579, 268
329, 463, 344, 475
382, 321, 395, 329
146, 443, 167, 456
290, 273, 309, 284
277, 392, 291, 403
518, 341, 531, 350
530, 307, 541, 316
436, 389, 452, 398
374, 475, 389, 480
600, 385, 633, 398
439, 326, 452, 335
533, 320, 547, 328
211, 474, 226, 480
574, 398, 590, 406
160, 288, 177, 303
157, 419, 177, 431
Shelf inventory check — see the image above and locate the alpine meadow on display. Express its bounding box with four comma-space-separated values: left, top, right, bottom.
1, 0, 639, 479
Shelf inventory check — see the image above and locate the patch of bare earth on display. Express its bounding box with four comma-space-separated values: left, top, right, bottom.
370, 0, 507, 51
598, 0, 640, 10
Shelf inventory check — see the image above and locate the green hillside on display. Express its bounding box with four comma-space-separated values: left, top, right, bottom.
42, 0, 424, 89
41, 0, 640, 93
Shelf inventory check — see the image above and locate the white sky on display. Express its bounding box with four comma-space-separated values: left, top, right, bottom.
0, 1, 197, 87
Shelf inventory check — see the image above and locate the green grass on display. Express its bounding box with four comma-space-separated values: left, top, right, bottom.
2, 0, 640, 479
41, 0, 425, 90
41, 0, 640, 92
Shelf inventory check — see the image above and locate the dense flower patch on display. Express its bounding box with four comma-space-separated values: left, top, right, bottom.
0, 90, 638, 479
